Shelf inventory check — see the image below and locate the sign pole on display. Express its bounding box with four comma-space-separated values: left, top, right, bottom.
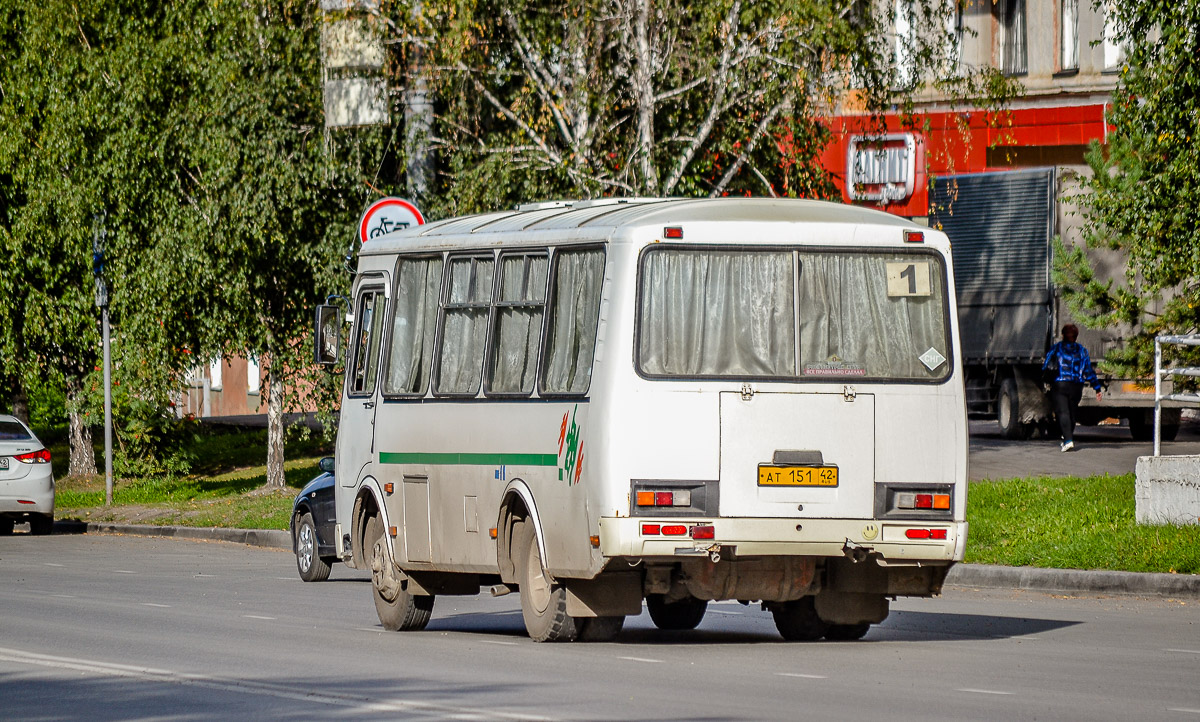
93, 213, 113, 506
103, 305, 112, 506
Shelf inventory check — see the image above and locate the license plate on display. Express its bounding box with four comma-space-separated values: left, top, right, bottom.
0, 457, 8, 470
758, 464, 838, 487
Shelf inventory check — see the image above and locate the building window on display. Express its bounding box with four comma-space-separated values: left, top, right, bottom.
1103, 2, 1124, 70
208, 358, 223, 391
894, 0, 914, 86
999, 0, 1027, 76
247, 357, 260, 395
1059, 0, 1078, 71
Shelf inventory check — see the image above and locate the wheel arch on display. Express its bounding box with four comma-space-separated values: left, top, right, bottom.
496, 479, 548, 585
351, 478, 391, 569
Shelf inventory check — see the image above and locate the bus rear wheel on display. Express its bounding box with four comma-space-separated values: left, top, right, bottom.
646, 594, 708, 631
366, 513, 433, 631
515, 519, 578, 642
823, 622, 871, 641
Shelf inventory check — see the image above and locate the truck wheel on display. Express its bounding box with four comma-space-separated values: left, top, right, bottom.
367, 513, 433, 631
1129, 410, 1180, 442
646, 594, 708, 630
771, 596, 828, 641
997, 378, 1032, 440
295, 512, 332, 582
515, 519, 578, 642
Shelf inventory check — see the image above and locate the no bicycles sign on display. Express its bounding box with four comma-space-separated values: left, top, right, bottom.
358, 197, 425, 244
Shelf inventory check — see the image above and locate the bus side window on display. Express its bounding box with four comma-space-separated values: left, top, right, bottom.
349, 288, 387, 396
487, 253, 549, 395
540, 247, 605, 396
385, 256, 444, 396
435, 255, 495, 395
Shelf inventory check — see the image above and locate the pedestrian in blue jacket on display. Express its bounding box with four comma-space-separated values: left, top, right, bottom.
1043, 324, 1103, 451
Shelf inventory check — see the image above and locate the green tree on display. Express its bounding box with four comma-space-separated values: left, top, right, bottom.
374, 0, 993, 216
1059, 0, 1200, 377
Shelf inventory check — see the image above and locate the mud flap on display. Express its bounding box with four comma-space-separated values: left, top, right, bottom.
565, 573, 643, 618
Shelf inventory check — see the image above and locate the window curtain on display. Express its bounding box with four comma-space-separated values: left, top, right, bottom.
542, 249, 605, 394
797, 253, 947, 379
1060, 0, 1078, 70
638, 250, 795, 377
1003, 0, 1027, 75
491, 255, 548, 393
385, 257, 443, 395
438, 257, 493, 394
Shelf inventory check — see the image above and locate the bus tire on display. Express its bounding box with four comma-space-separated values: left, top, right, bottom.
577, 616, 625, 642
29, 514, 53, 536
771, 596, 827, 641
1129, 410, 1180, 442
646, 594, 708, 631
367, 513, 433, 631
295, 512, 332, 582
823, 622, 871, 641
515, 519, 577, 642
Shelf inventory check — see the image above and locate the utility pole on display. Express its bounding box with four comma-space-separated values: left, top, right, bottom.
93, 213, 113, 506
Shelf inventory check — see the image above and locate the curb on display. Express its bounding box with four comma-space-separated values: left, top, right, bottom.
63, 522, 1200, 599
69, 521, 292, 551
945, 563, 1200, 598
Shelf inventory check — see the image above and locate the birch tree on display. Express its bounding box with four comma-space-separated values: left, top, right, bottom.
386, 0, 975, 212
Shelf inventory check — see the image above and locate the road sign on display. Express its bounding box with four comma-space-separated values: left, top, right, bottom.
358, 197, 425, 244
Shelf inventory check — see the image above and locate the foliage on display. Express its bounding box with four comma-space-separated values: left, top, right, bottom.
372, 0, 995, 215
967, 473, 1200, 574
0, 0, 361, 482
1058, 0, 1200, 378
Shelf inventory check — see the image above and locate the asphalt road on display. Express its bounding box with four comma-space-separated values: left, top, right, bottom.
2, 534, 1198, 721
968, 416, 1200, 481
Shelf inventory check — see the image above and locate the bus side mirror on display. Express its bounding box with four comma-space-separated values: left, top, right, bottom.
314, 304, 341, 367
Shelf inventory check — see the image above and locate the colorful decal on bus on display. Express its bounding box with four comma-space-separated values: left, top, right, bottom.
558, 405, 585, 485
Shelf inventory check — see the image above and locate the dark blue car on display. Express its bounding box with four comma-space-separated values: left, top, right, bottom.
290, 457, 338, 582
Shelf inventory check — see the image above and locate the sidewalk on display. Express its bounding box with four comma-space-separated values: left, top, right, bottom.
65, 521, 1200, 599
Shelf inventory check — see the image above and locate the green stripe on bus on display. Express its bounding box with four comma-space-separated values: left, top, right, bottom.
379, 452, 558, 466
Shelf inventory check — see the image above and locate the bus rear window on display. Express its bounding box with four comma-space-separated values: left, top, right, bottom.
637, 247, 951, 382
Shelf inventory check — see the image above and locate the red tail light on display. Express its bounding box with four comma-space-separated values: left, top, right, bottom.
689, 525, 715, 540
661, 525, 687, 536
14, 449, 51, 464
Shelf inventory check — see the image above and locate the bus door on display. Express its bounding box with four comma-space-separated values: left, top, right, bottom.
336, 281, 389, 490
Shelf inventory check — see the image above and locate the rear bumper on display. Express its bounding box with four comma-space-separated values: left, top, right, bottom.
0, 465, 56, 516
599, 517, 967, 563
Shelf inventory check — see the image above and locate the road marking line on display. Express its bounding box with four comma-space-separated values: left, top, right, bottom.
114, 570, 136, 574
480, 640, 518, 646
957, 688, 1014, 696
142, 603, 171, 608
0, 646, 552, 720
51, 594, 74, 599
1168, 709, 1200, 716
242, 615, 276, 620
618, 656, 663, 664
44, 563, 64, 567
777, 673, 827, 679
1165, 649, 1200, 655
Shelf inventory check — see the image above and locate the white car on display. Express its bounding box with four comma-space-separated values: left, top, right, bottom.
0, 414, 55, 535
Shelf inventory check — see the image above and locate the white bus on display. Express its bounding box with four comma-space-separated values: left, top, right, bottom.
314, 197, 968, 642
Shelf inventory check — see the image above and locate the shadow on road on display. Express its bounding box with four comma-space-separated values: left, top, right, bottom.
879, 609, 1078, 641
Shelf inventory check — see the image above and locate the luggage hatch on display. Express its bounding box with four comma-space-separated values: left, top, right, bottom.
718, 390, 875, 518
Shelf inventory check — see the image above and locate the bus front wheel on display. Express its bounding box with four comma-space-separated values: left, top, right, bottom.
771, 596, 827, 641
366, 513, 433, 631
646, 594, 708, 631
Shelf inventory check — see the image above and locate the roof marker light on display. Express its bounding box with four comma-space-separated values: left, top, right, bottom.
664, 227, 684, 239
904, 230, 925, 243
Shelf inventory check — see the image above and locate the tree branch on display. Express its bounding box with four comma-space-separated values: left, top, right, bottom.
709, 90, 793, 197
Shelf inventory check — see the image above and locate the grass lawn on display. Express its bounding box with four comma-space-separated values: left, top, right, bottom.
966, 473, 1200, 574
53, 426, 330, 531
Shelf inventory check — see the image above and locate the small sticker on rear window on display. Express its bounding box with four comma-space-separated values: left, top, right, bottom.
919, 347, 946, 371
